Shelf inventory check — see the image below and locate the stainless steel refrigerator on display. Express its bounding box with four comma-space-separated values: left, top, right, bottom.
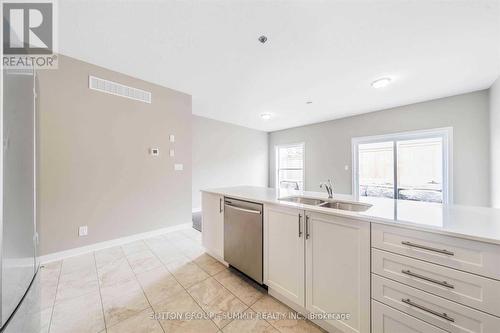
1, 68, 38, 329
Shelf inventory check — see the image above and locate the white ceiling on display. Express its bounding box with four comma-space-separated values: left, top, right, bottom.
59, 0, 500, 132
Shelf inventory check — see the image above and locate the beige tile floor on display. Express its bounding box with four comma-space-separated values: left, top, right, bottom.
29, 228, 326, 333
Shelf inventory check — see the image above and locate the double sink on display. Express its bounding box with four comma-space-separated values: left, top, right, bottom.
279, 196, 372, 212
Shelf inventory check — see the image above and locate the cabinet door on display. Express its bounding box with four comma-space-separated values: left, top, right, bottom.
264, 204, 305, 307
305, 212, 370, 333
201, 192, 224, 260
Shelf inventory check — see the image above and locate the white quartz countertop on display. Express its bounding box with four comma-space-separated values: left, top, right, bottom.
202, 186, 500, 245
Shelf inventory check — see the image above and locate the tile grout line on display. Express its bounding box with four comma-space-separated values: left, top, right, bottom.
245, 293, 281, 331
93, 251, 108, 333
45, 230, 288, 333
144, 233, 219, 330
203, 277, 251, 330
88, 231, 290, 333
212, 269, 267, 309
165, 232, 256, 331
46, 262, 63, 333
119, 242, 166, 333
169, 230, 276, 331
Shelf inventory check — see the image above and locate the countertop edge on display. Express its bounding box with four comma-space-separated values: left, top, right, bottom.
201, 189, 500, 246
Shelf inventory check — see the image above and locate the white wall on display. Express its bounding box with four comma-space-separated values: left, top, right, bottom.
192, 115, 268, 210
491, 78, 500, 208
269, 91, 491, 207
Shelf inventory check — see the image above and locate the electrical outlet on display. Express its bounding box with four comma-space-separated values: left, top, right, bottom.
150, 148, 160, 156
79, 226, 88, 237
169, 148, 175, 157
174, 163, 183, 171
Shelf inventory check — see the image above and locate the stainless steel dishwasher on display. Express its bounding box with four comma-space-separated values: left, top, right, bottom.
224, 197, 263, 284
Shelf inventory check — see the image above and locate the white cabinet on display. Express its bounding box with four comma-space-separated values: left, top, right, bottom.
372, 274, 500, 333
371, 224, 500, 333
265, 207, 371, 332
264, 204, 305, 307
372, 223, 500, 280
371, 248, 500, 316
372, 300, 447, 333
305, 212, 371, 333
201, 192, 224, 260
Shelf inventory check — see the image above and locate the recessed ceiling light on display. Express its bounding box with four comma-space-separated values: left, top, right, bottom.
260, 112, 272, 120
371, 77, 392, 89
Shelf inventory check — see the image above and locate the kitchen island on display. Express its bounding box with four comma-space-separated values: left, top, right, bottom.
201, 186, 500, 333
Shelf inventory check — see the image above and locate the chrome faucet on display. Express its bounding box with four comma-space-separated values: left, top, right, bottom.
320, 179, 334, 198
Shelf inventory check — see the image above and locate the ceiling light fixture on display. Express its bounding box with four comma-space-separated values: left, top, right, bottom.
258, 35, 268, 44
260, 112, 272, 120
371, 77, 392, 88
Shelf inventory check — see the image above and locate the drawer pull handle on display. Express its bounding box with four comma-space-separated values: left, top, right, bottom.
401, 270, 455, 289
225, 204, 261, 215
298, 214, 303, 237
401, 241, 454, 256
305, 215, 310, 239
402, 298, 455, 322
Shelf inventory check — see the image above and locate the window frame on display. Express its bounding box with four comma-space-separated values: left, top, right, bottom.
351, 127, 453, 204
275, 142, 305, 191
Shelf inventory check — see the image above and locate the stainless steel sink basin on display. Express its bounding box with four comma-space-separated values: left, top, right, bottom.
279, 196, 371, 212
279, 196, 326, 206
319, 200, 372, 212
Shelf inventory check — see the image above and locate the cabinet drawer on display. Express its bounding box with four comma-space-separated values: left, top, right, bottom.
372, 249, 500, 316
372, 300, 447, 333
372, 223, 500, 280
372, 275, 500, 333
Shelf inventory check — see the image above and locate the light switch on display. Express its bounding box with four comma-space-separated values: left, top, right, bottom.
169, 149, 175, 157
344, 165, 349, 171
169, 134, 175, 143
174, 163, 183, 171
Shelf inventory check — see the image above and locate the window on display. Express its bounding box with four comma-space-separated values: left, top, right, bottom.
276, 143, 305, 190
352, 128, 452, 204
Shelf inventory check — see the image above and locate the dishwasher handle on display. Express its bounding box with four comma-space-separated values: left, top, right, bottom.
225, 203, 262, 215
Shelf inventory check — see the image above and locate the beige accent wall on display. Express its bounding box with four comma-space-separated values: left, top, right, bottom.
192, 115, 268, 210
269, 90, 491, 207
37, 55, 192, 255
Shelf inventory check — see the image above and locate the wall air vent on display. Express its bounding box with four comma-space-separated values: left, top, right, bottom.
88, 75, 152, 104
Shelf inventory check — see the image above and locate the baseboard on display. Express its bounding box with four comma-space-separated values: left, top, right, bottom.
39, 222, 192, 264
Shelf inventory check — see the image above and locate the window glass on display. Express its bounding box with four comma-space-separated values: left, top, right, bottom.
355, 131, 447, 204
277, 144, 304, 190
358, 141, 394, 199
397, 137, 443, 203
